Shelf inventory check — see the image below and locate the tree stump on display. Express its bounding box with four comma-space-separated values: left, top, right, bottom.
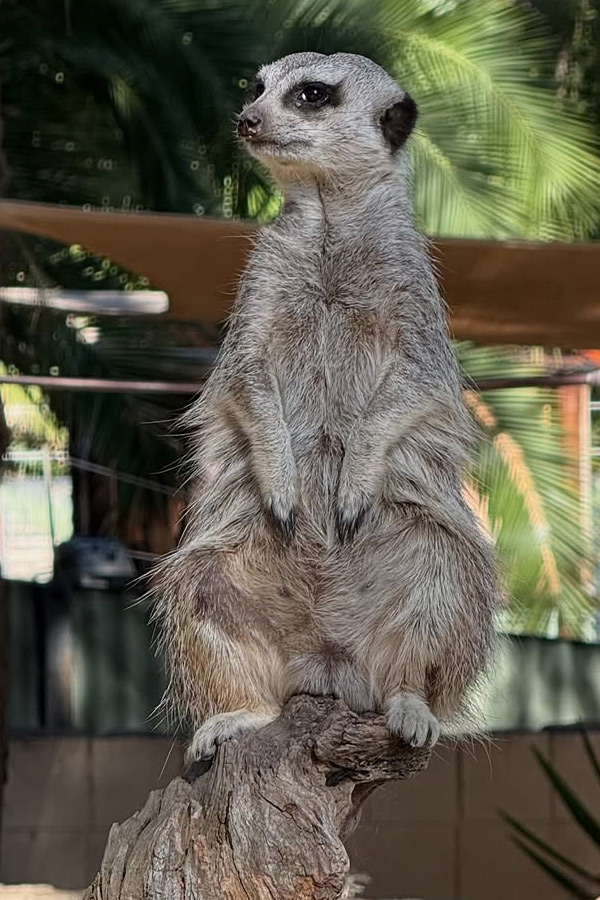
83, 695, 430, 900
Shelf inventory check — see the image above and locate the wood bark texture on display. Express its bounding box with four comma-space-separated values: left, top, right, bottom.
83, 695, 430, 900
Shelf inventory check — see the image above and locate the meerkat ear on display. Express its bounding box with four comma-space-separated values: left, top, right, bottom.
381, 94, 418, 153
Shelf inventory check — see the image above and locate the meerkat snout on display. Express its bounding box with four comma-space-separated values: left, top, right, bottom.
237, 110, 263, 139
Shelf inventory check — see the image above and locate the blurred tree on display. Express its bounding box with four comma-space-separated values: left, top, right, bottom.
532, 0, 600, 118
460, 344, 595, 635
0, 0, 599, 633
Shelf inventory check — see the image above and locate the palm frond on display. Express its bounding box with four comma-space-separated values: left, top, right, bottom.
380, 0, 600, 238
459, 343, 594, 635
511, 837, 594, 899
502, 811, 600, 888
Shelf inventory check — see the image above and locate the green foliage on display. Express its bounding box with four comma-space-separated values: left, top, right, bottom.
382, 0, 600, 238
0, 367, 67, 451
503, 732, 600, 899
460, 344, 594, 635
2, 0, 600, 234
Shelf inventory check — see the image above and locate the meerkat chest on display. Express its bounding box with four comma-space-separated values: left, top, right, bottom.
272, 252, 392, 349
262, 225, 393, 317
257, 233, 396, 420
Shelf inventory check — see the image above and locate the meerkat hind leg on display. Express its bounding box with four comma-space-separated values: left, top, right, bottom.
160, 549, 287, 764
386, 692, 440, 748
186, 706, 280, 763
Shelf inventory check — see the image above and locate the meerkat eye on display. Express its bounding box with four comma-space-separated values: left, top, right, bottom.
297, 82, 330, 107
253, 80, 265, 100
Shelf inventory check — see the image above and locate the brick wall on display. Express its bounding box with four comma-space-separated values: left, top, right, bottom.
0, 737, 182, 889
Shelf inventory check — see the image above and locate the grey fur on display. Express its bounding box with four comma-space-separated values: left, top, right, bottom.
155, 53, 501, 761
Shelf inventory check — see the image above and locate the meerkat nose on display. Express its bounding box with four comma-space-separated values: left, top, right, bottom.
237, 111, 263, 139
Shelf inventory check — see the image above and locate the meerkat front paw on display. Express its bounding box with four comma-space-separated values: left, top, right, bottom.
386, 693, 440, 748
186, 707, 281, 763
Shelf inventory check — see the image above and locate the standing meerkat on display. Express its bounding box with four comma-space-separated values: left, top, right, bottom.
156, 52, 501, 762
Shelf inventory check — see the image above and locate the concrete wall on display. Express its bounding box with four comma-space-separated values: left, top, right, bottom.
2, 729, 599, 899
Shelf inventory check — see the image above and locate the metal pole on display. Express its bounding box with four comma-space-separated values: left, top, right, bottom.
0, 373, 202, 394
42, 445, 56, 547
1, 370, 600, 394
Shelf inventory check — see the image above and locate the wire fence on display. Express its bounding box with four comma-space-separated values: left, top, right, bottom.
0, 448, 171, 582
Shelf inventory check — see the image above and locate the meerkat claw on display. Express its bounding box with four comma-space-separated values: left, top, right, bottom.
336, 511, 362, 544
186, 708, 281, 764
386, 693, 440, 748
336, 503, 368, 544
267, 497, 296, 542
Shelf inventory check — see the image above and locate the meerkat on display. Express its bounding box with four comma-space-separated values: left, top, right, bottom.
156, 52, 501, 762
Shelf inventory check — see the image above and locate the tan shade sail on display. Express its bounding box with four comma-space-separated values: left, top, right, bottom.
1, 199, 600, 346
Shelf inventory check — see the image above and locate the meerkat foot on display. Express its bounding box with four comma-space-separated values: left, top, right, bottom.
386, 692, 440, 748
186, 707, 281, 763
342, 873, 370, 898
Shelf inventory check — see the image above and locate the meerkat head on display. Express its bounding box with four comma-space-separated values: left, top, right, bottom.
237, 52, 417, 186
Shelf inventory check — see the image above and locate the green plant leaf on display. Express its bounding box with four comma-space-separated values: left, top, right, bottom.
580, 729, 600, 785
459, 343, 594, 635
511, 836, 596, 899
534, 747, 600, 847
502, 811, 600, 885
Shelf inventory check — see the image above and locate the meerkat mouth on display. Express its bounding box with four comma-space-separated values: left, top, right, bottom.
247, 138, 310, 157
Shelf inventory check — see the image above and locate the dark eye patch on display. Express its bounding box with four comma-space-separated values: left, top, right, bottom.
285, 81, 340, 111
252, 80, 265, 100
297, 82, 329, 106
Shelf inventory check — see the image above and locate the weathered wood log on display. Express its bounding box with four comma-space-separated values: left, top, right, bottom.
83, 695, 430, 900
